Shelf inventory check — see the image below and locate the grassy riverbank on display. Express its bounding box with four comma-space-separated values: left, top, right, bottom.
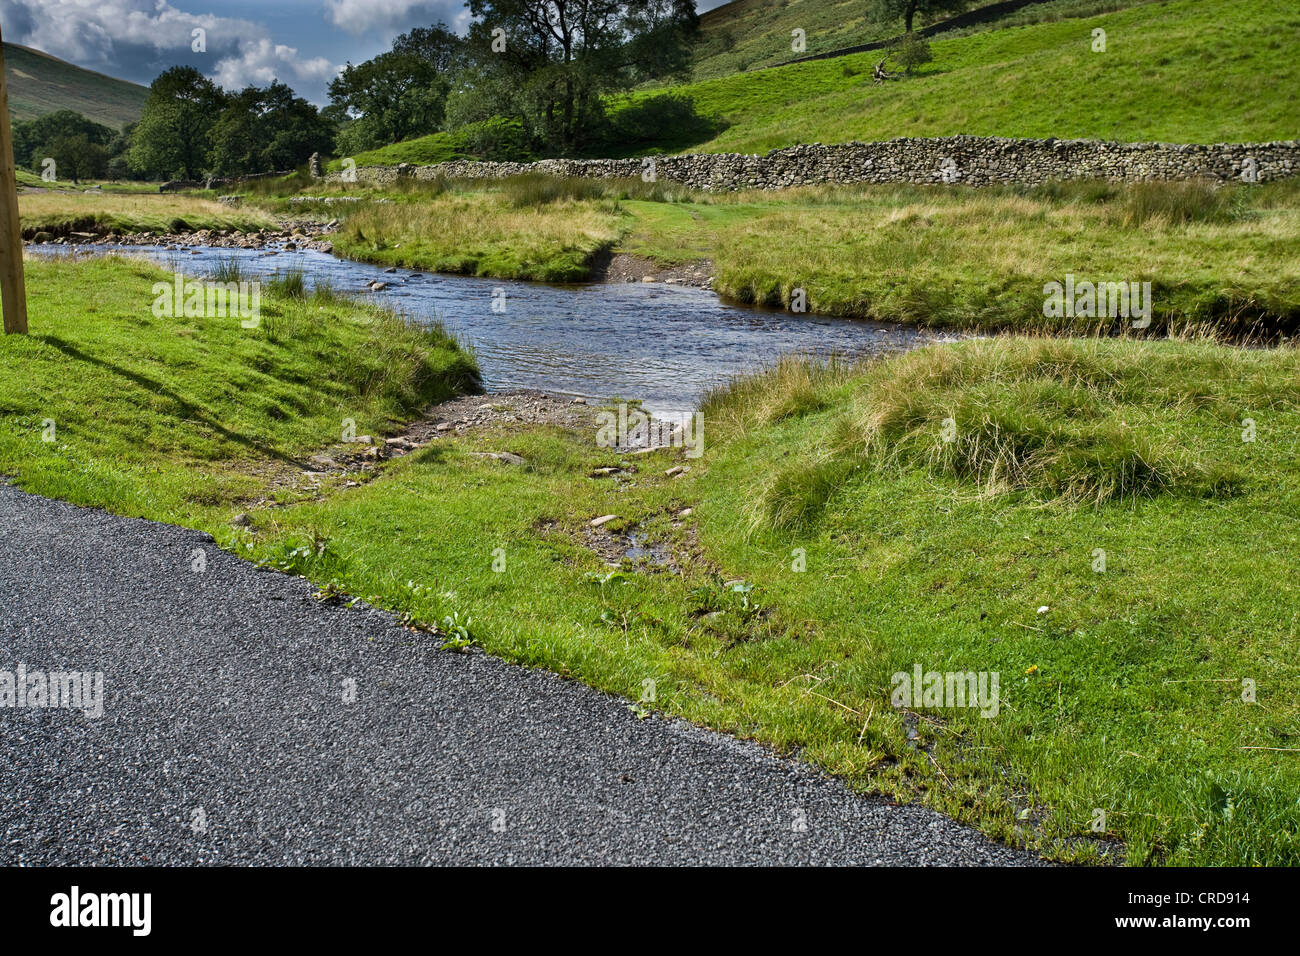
325, 175, 1300, 336
4, 255, 1298, 864
0, 256, 479, 521
17, 191, 277, 238
234, 336, 1300, 866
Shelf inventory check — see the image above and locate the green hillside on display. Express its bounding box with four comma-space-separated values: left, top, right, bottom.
689, 0, 1141, 79
673, 0, 1299, 152
3, 42, 148, 129
349, 0, 1298, 168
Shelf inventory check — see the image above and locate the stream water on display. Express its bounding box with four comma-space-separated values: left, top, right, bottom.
31, 243, 938, 417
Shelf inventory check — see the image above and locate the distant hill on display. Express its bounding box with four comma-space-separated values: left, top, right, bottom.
4, 42, 148, 129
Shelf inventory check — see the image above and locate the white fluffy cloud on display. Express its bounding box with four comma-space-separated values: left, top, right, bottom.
0, 0, 340, 96
325, 0, 430, 34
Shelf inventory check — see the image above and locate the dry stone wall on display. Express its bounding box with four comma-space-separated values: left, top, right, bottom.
322, 136, 1300, 191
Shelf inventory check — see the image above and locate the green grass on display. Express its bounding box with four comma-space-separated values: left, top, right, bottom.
331, 132, 468, 171
0, 256, 479, 522
628, 178, 1300, 334
4, 41, 148, 128
331, 182, 622, 282
686, 0, 1138, 80
368, 0, 1299, 165
669, 0, 1300, 152
18, 191, 278, 238
221, 336, 1300, 866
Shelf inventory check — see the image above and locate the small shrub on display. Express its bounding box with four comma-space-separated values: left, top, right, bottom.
889, 32, 934, 74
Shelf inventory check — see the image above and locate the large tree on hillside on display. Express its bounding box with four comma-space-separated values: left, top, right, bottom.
872, 0, 968, 34
128, 67, 228, 179
329, 24, 462, 153
463, 0, 699, 153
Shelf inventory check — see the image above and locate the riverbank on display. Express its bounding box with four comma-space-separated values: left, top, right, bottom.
22, 178, 1300, 338
298, 175, 1300, 337
0, 256, 479, 522
5, 252, 1299, 865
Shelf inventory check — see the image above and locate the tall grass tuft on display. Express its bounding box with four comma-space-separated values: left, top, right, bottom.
501, 174, 609, 207
1115, 180, 1244, 227
703, 338, 1300, 532
209, 257, 246, 284
266, 268, 307, 299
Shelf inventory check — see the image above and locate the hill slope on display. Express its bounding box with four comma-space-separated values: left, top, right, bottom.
689, 0, 1138, 79
3, 42, 148, 129
672, 0, 1300, 152
350, 0, 1297, 167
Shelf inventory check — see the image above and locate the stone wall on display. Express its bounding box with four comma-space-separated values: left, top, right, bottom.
321, 136, 1300, 191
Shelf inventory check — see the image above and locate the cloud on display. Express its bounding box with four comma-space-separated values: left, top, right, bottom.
0, 0, 342, 98
210, 37, 336, 91
324, 0, 448, 35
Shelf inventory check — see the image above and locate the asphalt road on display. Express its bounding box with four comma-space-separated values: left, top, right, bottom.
0, 483, 1040, 865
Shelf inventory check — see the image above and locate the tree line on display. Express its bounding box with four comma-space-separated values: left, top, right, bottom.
18, 0, 947, 182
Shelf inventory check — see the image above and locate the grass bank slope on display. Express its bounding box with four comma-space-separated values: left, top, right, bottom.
673, 0, 1299, 152
18, 192, 278, 238
355, 0, 1296, 164
0, 256, 479, 523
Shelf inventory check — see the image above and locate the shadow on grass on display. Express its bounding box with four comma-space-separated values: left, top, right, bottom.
39, 335, 311, 469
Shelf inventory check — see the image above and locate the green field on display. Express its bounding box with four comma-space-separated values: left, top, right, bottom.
687, 0, 1140, 79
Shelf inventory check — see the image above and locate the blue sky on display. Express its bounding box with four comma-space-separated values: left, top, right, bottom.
0, 0, 732, 104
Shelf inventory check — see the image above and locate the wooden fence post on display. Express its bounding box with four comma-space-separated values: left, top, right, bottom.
0, 25, 29, 335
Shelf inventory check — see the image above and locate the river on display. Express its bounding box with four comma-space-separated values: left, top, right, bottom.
31, 243, 938, 418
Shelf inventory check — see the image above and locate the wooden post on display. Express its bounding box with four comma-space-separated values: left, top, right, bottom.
0, 24, 28, 334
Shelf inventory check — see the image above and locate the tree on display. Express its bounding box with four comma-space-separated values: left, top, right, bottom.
889, 30, 933, 73
210, 82, 334, 176
128, 67, 227, 180
41, 134, 107, 184
872, 0, 968, 34
13, 110, 113, 170
329, 24, 461, 152
463, 0, 699, 154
